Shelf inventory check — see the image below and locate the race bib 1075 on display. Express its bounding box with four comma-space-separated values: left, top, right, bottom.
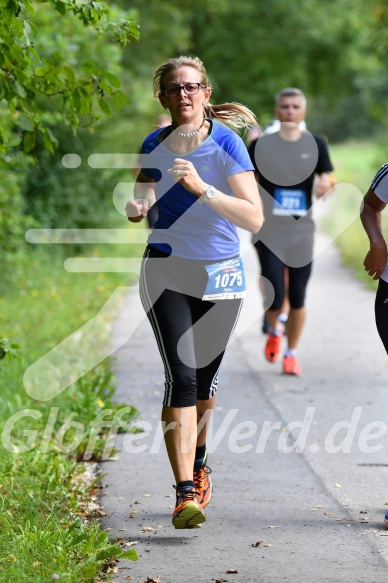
202, 257, 246, 301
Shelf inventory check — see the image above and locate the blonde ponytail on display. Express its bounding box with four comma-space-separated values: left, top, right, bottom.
203, 102, 258, 132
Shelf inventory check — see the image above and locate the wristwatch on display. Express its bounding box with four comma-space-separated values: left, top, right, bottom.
198, 185, 216, 204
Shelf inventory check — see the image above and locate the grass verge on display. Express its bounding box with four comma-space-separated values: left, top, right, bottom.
0, 234, 145, 582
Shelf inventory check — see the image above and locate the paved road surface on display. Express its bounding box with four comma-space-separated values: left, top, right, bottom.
101, 219, 388, 583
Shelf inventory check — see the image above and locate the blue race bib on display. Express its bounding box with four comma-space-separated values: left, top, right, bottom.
273, 188, 307, 216
203, 257, 246, 300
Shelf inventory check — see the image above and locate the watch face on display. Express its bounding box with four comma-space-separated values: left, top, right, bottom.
207, 187, 215, 199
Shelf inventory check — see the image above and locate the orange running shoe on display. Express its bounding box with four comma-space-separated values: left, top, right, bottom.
264, 330, 283, 362
283, 355, 302, 375
172, 487, 206, 529
193, 462, 212, 509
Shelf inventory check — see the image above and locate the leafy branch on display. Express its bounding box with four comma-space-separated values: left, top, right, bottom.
0, 0, 139, 153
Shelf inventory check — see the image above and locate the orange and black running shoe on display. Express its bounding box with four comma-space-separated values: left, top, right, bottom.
264, 330, 283, 362
172, 486, 206, 529
193, 461, 212, 509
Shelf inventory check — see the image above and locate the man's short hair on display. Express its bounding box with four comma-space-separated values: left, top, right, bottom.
275, 88, 307, 109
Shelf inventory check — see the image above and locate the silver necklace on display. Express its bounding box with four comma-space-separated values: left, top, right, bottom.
174, 119, 205, 138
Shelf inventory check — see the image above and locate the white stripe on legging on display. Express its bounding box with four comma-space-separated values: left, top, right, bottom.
139, 249, 174, 406
207, 298, 243, 399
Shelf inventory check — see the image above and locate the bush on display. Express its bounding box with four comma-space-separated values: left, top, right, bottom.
0, 152, 37, 291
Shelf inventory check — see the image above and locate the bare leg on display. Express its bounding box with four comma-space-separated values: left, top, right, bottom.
286, 306, 306, 350
266, 308, 281, 330
196, 395, 216, 448
280, 268, 290, 317
162, 405, 197, 484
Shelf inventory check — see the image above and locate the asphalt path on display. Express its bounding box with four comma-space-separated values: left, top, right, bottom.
101, 217, 388, 583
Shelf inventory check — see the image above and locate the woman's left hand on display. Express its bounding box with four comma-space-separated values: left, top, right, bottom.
168, 158, 207, 197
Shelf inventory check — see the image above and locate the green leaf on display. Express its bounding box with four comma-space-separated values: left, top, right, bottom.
81, 61, 100, 76
103, 71, 121, 87
114, 89, 129, 105
112, 91, 122, 111
118, 549, 138, 561
62, 65, 76, 85
55, 1, 66, 16
72, 88, 81, 112
99, 97, 111, 116
12, 18, 24, 38
26, 19, 38, 36
99, 80, 112, 95
22, 131, 36, 153
96, 545, 122, 561
14, 82, 27, 98
16, 114, 35, 132
42, 130, 55, 154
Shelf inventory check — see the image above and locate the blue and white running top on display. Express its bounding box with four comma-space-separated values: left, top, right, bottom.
371, 164, 388, 283
139, 120, 254, 261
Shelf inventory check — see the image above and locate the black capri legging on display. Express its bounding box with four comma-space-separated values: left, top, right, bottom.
255, 241, 312, 311
375, 278, 388, 354
139, 246, 243, 407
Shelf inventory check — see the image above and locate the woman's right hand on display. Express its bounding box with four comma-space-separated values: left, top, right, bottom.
363, 241, 388, 280
125, 199, 149, 223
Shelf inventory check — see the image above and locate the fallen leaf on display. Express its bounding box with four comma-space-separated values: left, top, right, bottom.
145, 578, 160, 583
324, 512, 334, 516
360, 511, 368, 514
268, 525, 278, 528
263, 544, 272, 547
215, 579, 228, 582
134, 500, 141, 504
251, 541, 263, 547
144, 494, 152, 497
125, 541, 138, 546
139, 526, 156, 533
226, 569, 238, 574
335, 483, 342, 488
124, 576, 134, 580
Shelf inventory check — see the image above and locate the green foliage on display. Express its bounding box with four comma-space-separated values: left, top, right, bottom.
22, 124, 125, 231
0, 452, 137, 581
0, 0, 138, 153
175, 0, 379, 138
0, 242, 138, 580
0, 149, 37, 288
109, 0, 387, 143
0, 337, 21, 364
